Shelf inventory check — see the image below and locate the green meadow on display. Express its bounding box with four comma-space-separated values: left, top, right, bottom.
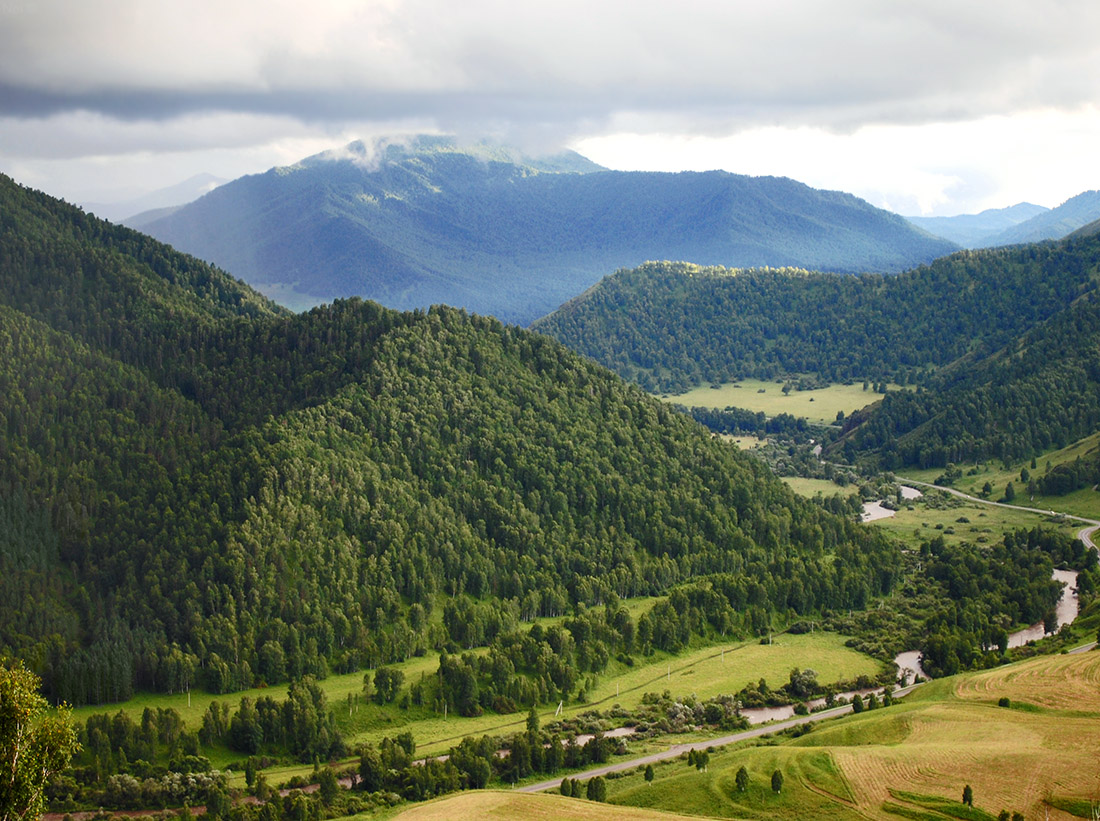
662, 379, 900, 425
599, 652, 1100, 821
899, 432, 1100, 521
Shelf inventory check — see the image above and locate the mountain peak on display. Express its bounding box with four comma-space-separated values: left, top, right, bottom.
136, 138, 956, 324
293, 134, 606, 176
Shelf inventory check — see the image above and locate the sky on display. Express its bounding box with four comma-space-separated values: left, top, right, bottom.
2, 0, 1099, 217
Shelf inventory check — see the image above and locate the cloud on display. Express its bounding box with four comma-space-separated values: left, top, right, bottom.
2, 0, 1099, 211
575, 106, 1100, 215
3, 0, 1100, 142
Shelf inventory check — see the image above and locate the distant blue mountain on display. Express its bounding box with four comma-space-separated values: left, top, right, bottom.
906, 202, 1048, 248
982, 190, 1100, 246
134, 135, 958, 324
83, 173, 227, 225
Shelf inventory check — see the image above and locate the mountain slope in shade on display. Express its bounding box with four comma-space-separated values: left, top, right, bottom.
983, 190, 1100, 246
906, 202, 1048, 247
135, 135, 958, 324
533, 237, 1099, 394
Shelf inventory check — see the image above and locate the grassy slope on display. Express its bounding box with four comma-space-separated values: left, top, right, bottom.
661, 379, 898, 425
899, 432, 1100, 521
604, 652, 1100, 821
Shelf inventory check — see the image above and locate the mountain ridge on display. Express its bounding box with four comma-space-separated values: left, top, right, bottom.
133, 136, 958, 324
983, 189, 1100, 246
906, 202, 1048, 247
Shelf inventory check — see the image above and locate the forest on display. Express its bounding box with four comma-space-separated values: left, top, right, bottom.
534, 236, 1100, 468
0, 173, 898, 706
535, 245, 1100, 394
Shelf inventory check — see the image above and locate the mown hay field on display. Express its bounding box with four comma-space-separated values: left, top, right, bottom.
603, 652, 1100, 821
391, 790, 703, 820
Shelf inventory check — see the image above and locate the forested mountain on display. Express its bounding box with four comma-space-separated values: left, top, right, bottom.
534, 241, 1100, 393
534, 234, 1100, 468
983, 190, 1100, 246
836, 280, 1100, 467
0, 173, 898, 705
906, 202, 1047, 247
131, 135, 956, 324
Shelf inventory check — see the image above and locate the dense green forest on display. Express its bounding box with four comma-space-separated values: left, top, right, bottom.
0, 174, 898, 705
535, 236, 1100, 468
535, 244, 1100, 394
835, 289, 1100, 466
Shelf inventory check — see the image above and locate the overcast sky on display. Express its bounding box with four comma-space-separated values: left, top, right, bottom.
2, 0, 1099, 216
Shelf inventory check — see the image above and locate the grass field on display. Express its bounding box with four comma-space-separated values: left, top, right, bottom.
68, 604, 882, 787
389, 631, 882, 757
390, 791, 702, 820
782, 476, 1080, 550
717, 433, 767, 450
662, 379, 901, 425
898, 432, 1100, 521
782, 477, 860, 498
602, 652, 1100, 821
855, 487, 1081, 550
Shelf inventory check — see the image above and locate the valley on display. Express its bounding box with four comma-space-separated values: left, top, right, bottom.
4, 162, 1100, 821
7, 2, 1100, 820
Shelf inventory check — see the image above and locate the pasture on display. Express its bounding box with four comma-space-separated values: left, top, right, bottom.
662, 379, 899, 425
862, 490, 1080, 550
68, 604, 884, 785
899, 431, 1100, 520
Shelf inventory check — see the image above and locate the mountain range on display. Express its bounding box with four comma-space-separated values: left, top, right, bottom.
130, 136, 957, 324
907, 191, 1100, 248
81, 173, 227, 225
905, 202, 1048, 247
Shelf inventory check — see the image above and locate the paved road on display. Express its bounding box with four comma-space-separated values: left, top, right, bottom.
896, 478, 1100, 550
520, 683, 920, 793
522, 478, 1100, 794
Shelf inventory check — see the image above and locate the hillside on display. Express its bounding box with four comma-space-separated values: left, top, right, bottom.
836, 279, 1100, 467
906, 202, 1047, 247
535, 233, 1100, 468
132, 135, 957, 324
534, 239, 1100, 393
602, 651, 1100, 820
984, 189, 1100, 246
0, 173, 898, 705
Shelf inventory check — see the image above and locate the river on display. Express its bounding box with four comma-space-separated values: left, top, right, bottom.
893, 566, 1080, 680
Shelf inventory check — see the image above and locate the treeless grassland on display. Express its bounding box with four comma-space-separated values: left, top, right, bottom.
662, 379, 897, 425
390, 791, 702, 821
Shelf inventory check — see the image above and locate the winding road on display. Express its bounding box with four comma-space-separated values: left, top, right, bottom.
895, 478, 1100, 551
521, 480, 1100, 793
519, 683, 920, 793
